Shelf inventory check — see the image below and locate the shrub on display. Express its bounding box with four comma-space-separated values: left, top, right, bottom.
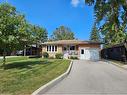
70, 56, 78, 60
49, 56, 54, 59
55, 53, 63, 59
42, 52, 49, 58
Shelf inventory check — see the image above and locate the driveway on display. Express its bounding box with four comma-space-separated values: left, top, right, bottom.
39, 60, 127, 95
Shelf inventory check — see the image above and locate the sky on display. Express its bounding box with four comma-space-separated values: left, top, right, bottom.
1, 0, 95, 40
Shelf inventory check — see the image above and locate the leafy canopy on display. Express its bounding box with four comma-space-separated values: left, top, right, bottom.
0, 3, 29, 51
51, 26, 75, 41
85, 0, 127, 46
29, 25, 48, 44
0, 3, 48, 68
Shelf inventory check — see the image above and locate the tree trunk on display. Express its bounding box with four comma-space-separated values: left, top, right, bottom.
24, 45, 26, 56
36, 44, 38, 56
3, 49, 6, 69
31, 45, 33, 55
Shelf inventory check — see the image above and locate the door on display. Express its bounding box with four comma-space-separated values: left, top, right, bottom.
63, 51, 69, 59
80, 48, 99, 60
63, 45, 69, 59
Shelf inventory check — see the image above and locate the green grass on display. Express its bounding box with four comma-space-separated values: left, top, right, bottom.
0, 58, 70, 95
0, 56, 28, 63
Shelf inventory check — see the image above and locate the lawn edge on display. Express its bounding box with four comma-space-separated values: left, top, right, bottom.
31, 60, 73, 95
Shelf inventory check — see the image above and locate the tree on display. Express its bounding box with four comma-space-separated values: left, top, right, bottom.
0, 3, 30, 68
51, 26, 75, 40
85, 0, 127, 47
90, 23, 100, 42
30, 25, 48, 43
29, 25, 48, 55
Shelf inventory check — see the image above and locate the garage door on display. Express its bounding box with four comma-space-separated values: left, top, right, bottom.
80, 48, 99, 60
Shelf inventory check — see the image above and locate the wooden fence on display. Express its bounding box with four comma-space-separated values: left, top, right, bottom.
101, 43, 127, 63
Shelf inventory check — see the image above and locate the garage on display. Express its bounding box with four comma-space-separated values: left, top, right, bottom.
80, 48, 100, 60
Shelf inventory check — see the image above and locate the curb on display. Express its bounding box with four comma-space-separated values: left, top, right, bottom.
109, 61, 127, 70
102, 59, 127, 70
31, 61, 73, 95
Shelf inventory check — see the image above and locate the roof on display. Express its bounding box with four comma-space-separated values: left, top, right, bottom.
42, 40, 101, 45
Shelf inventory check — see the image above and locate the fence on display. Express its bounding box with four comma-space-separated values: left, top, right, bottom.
101, 43, 127, 63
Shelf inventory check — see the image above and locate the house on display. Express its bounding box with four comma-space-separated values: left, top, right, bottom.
41, 40, 101, 60
16, 45, 41, 56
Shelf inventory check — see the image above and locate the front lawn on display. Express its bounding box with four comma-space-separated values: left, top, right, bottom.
0, 56, 28, 63
0, 57, 70, 95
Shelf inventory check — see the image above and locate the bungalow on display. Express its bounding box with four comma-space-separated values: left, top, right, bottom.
41, 40, 101, 60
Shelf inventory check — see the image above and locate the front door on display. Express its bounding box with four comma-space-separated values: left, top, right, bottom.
80, 49, 85, 60
63, 45, 69, 59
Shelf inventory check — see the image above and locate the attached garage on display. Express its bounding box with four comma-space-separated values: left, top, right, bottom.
80, 48, 100, 60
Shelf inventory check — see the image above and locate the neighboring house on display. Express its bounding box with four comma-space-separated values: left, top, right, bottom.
16, 45, 41, 56
0, 45, 41, 56
42, 40, 101, 60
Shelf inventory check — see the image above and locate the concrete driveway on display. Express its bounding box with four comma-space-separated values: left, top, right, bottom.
39, 60, 127, 95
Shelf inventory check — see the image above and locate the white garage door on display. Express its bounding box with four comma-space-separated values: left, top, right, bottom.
80, 48, 99, 60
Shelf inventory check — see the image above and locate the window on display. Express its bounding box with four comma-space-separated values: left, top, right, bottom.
55, 46, 57, 51
81, 49, 84, 54
52, 46, 54, 52
47, 46, 48, 51
49, 46, 51, 51
64, 47, 67, 51
47, 45, 57, 52
70, 46, 75, 50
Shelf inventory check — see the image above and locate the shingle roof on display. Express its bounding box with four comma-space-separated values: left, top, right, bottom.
42, 40, 101, 45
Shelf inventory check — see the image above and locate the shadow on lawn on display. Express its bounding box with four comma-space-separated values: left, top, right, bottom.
4, 60, 52, 70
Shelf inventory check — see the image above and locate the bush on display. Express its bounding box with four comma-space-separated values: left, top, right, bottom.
70, 56, 78, 60
49, 56, 54, 59
42, 52, 49, 58
55, 53, 63, 59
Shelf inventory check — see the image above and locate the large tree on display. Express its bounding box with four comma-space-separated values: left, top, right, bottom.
0, 3, 31, 68
51, 26, 75, 40
29, 25, 48, 55
90, 23, 100, 42
30, 25, 48, 43
85, 0, 127, 47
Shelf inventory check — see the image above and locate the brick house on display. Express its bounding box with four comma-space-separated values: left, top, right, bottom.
41, 40, 101, 60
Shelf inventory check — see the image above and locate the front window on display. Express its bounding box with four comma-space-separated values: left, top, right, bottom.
47, 46, 49, 51
64, 47, 67, 51
55, 46, 57, 51
70, 46, 75, 50
52, 46, 54, 52
49, 46, 51, 51
47, 45, 57, 52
